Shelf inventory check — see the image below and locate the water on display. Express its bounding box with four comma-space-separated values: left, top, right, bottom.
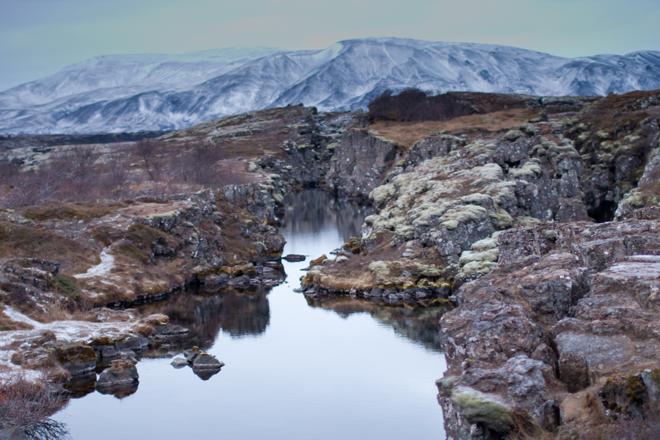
54, 190, 447, 439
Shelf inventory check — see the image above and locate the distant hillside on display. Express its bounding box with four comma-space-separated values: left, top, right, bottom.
1, 38, 659, 134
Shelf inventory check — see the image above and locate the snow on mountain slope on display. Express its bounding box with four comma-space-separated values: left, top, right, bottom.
1, 38, 659, 134
0, 47, 280, 108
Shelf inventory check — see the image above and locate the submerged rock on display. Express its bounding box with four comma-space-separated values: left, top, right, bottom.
170, 357, 188, 369
283, 254, 306, 262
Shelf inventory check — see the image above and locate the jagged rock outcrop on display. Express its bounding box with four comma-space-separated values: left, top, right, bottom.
303, 111, 593, 300
303, 90, 659, 295
300, 90, 660, 437
439, 219, 660, 438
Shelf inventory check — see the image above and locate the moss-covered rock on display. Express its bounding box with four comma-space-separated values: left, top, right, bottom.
451, 386, 514, 433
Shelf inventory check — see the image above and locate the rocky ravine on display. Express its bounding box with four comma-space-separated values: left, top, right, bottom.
302, 90, 660, 438
0, 89, 659, 438
0, 105, 348, 412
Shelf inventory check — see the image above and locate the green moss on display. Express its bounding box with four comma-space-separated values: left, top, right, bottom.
509, 160, 542, 178
370, 183, 396, 205
440, 205, 488, 230
459, 193, 492, 206
459, 248, 499, 265
368, 261, 390, 280
625, 375, 646, 405
489, 208, 513, 229
470, 235, 499, 251
451, 386, 513, 433
460, 260, 497, 276
53, 274, 79, 297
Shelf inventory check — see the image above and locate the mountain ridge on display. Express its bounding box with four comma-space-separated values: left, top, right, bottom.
2, 37, 659, 134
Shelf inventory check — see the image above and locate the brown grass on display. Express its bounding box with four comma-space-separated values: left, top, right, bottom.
22, 202, 122, 222
579, 90, 660, 134
370, 108, 539, 147
0, 221, 96, 272
114, 223, 180, 264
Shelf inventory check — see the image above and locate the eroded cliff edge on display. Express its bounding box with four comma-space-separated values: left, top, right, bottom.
302, 90, 660, 438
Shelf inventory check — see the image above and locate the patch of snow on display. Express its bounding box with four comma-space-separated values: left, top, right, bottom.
0, 314, 137, 381
75, 247, 114, 279
2, 306, 44, 329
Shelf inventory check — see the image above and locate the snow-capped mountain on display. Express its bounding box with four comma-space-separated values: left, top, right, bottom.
1, 38, 659, 134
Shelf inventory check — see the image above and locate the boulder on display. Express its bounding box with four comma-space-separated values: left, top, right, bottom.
96, 359, 139, 397
170, 357, 188, 369
55, 343, 97, 379
192, 353, 224, 380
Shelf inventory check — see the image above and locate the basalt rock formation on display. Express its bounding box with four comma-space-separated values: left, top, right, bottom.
301, 90, 660, 438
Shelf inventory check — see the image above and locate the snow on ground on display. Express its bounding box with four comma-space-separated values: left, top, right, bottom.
1, 307, 133, 343
2, 306, 45, 329
74, 247, 114, 279
0, 306, 136, 379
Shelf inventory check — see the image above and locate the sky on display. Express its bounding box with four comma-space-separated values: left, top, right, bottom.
1, 0, 659, 91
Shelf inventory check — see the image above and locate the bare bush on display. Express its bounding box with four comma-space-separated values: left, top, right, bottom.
136, 139, 162, 181
0, 159, 21, 182
368, 88, 530, 122
0, 136, 244, 207
0, 375, 67, 439
0, 145, 132, 208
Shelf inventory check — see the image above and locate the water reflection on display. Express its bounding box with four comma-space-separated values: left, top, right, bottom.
282, 189, 369, 240
9, 419, 70, 440
54, 189, 447, 440
305, 297, 450, 352
141, 290, 271, 350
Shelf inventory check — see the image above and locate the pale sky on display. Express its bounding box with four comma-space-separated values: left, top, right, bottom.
1, 0, 659, 91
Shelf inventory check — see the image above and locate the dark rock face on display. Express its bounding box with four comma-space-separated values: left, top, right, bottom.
326, 129, 404, 201
402, 134, 465, 171
0, 259, 75, 321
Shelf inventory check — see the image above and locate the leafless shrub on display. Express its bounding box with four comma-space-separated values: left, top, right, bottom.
136, 139, 163, 181
0, 375, 67, 439
0, 136, 246, 207
368, 88, 529, 122
0, 159, 21, 182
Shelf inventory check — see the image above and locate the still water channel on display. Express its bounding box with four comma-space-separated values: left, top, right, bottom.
54, 190, 447, 439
